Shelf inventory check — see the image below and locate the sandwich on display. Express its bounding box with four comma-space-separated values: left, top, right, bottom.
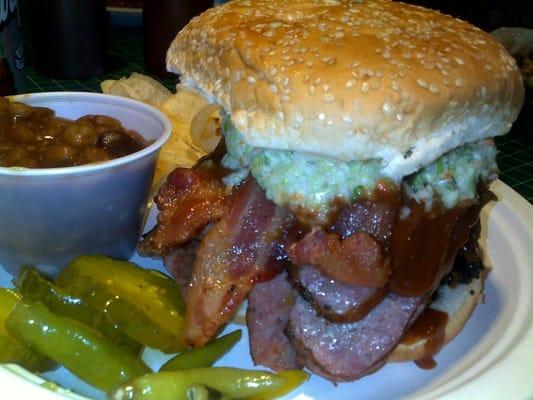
139, 0, 524, 381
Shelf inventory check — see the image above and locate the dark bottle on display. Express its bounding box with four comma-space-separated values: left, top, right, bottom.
143, 0, 212, 77
0, 0, 27, 95
31, 0, 107, 79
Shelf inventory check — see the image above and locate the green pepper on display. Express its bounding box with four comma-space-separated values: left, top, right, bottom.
112, 367, 308, 400
14, 266, 142, 355
55, 255, 186, 353
186, 385, 210, 400
5, 300, 150, 392
0, 289, 55, 372
160, 330, 242, 371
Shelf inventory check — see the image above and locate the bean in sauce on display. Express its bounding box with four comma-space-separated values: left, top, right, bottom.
0, 98, 149, 168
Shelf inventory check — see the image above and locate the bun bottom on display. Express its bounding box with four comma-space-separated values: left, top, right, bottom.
389, 274, 485, 362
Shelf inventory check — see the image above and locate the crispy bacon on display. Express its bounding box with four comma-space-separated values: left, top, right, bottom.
183, 178, 291, 347
288, 228, 391, 288
138, 163, 230, 257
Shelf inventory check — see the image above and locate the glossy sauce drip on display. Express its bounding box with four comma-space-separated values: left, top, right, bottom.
415, 357, 437, 370
402, 308, 449, 369
390, 197, 471, 296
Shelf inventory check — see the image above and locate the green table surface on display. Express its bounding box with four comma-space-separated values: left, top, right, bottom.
24, 27, 533, 204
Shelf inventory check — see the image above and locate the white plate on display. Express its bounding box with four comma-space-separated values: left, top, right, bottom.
0, 180, 532, 400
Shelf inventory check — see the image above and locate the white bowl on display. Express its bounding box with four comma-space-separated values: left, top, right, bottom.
0, 92, 171, 276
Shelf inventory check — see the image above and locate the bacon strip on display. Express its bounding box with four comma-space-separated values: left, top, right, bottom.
138, 163, 230, 256
183, 178, 291, 347
288, 228, 391, 288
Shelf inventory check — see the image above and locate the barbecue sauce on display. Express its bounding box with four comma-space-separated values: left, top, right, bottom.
390, 185, 494, 297
390, 198, 469, 296
402, 308, 449, 369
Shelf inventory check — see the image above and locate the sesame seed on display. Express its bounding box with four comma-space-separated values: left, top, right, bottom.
308, 85, 315, 95
429, 84, 440, 94
323, 84, 331, 93
482, 104, 490, 113
247, 76, 256, 84
342, 115, 353, 124
290, 121, 301, 129
455, 78, 463, 87
346, 80, 356, 88
232, 71, 241, 82
382, 102, 393, 114
278, 111, 285, 121
455, 57, 465, 65
361, 82, 369, 93
417, 78, 428, 88
318, 113, 326, 121
323, 93, 335, 103
270, 84, 278, 93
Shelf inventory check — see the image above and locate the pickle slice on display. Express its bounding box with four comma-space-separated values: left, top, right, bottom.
15, 266, 142, 355
56, 255, 186, 353
0, 288, 56, 372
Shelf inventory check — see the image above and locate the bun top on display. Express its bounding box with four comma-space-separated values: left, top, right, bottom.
167, 0, 523, 179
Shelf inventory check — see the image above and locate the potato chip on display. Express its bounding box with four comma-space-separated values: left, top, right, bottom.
101, 73, 172, 107
125, 73, 172, 107
161, 88, 209, 126
100, 80, 114, 93
190, 104, 222, 153
101, 79, 142, 101
101, 74, 214, 187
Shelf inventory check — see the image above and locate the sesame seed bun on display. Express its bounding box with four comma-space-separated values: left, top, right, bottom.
389, 274, 485, 362
166, 0, 523, 180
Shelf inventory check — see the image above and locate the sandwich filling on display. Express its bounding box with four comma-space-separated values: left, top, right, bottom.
222, 116, 497, 221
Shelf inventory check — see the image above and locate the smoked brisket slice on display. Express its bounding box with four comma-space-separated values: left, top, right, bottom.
290, 265, 385, 323
247, 272, 300, 371
287, 293, 426, 381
